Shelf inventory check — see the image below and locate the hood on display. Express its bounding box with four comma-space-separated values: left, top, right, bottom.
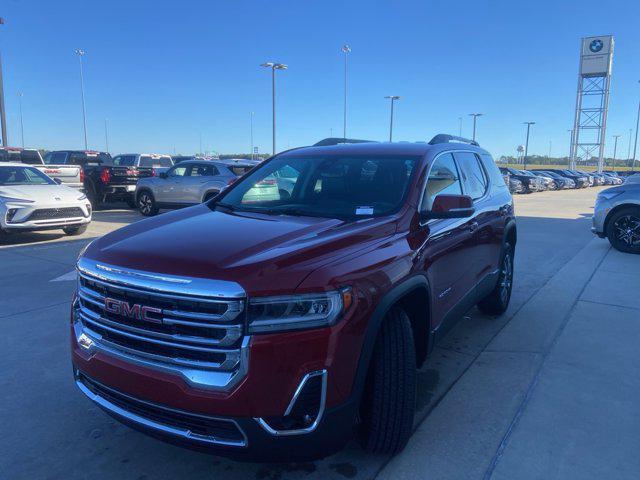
84, 204, 396, 296
0, 184, 84, 203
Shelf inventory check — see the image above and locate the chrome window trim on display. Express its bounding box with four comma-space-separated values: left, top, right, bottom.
254, 370, 327, 436
74, 372, 248, 447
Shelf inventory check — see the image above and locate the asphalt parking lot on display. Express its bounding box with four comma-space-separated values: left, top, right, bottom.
2, 186, 638, 480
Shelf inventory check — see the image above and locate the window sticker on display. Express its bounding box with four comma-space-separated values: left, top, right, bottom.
355, 206, 374, 215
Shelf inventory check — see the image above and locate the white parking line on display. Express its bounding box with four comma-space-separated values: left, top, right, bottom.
51, 270, 77, 282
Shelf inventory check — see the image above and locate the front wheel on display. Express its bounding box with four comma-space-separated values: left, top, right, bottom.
137, 191, 159, 216
606, 207, 640, 254
63, 224, 88, 236
478, 242, 514, 315
359, 307, 416, 455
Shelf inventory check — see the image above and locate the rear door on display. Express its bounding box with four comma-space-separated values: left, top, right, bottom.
454, 151, 501, 283
155, 164, 188, 203
417, 152, 478, 328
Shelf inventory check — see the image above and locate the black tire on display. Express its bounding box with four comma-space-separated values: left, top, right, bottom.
359, 307, 416, 455
606, 207, 640, 254
125, 197, 137, 209
63, 224, 88, 236
478, 242, 514, 315
85, 185, 102, 210
137, 190, 159, 216
203, 191, 219, 203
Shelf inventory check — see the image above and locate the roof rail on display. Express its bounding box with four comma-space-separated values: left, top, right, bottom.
428, 134, 479, 147
313, 137, 376, 147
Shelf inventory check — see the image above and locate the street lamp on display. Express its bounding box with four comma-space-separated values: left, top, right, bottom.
633, 80, 640, 171
612, 134, 622, 168
0, 17, 7, 146
468, 113, 483, 141
384, 95, 400, 142
104, 118, 109, 153
250, 111, 254, 160
18, 92, 24, 147
75, 49, 88, 149
341, 45, 351, 139
523, 122, 535, 170
261, 62, 287, 155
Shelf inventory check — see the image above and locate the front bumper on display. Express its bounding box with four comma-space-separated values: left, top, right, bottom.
592, 197, 610, 237
1, 201, 91, 231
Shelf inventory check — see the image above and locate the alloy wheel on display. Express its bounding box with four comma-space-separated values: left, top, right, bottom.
499, 252, 513, 304
613, 214, 640, 247
139, 194, 152, 215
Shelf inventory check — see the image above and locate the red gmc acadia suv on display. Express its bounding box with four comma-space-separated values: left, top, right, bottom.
71, 135, 516, 461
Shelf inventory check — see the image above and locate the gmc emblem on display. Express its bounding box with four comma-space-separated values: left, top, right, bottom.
104, 297, 162, 324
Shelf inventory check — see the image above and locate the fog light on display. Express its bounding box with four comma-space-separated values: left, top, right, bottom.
85, 204, 92, 217
6, 208, 19, 223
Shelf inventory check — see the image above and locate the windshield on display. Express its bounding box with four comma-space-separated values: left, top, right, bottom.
217, 154, 419, 220
0, 166, 56, 186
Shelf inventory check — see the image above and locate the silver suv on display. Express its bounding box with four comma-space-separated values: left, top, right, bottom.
135, 160, 244, 216
592, 181, 640, 254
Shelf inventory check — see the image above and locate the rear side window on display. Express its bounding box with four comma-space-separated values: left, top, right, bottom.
455, 152, 487, 200
423, 153, 463, 210
189, 164, 218, 176
481, 153, 509, 188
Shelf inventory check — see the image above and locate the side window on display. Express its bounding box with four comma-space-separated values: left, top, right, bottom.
481, 154, 508, 188
455, 152, 488, 200
423, 153, 463, 211
168, 166, 187, 177
189, 164, 216, 176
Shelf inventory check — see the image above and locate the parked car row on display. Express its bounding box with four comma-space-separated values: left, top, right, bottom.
499, 166, 625, 194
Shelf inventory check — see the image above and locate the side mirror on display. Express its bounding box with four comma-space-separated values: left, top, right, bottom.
421, 194, 475, 220
53, 178, 63, 185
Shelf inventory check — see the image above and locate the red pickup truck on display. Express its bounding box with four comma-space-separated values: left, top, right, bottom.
71, 136, 516, 461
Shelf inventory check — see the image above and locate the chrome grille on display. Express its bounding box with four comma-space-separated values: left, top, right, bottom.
74, 258, 248, 390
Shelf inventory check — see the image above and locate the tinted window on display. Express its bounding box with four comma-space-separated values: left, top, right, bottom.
220, 155, 419, 219
423, 153, 462, 210
0, 149, 42, 164
113, 155, 135, 166
455, 152, 487, 200
481, 154, 509, 188
68, 152, 111, 165
139, 155, 173, 167
189, 164, 218, 176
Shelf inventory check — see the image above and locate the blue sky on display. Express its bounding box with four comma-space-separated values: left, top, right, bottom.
1, 0, 639, 157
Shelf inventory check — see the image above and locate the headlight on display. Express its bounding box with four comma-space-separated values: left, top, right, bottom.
77, 194, 87, 201
598, 190, 624, 201
0, 195, 34, 203
248, 289, 352, 334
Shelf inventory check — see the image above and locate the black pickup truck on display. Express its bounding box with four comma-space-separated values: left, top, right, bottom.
45, 150, 154, 208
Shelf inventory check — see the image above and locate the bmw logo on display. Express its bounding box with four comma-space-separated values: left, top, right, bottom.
589, 39, 603, 53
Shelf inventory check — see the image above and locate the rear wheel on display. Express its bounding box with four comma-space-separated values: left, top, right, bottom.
63, 224, 88, 236
606, 207, 640, 254
359, 307, 416, 455
137, 191, 159, 216
478, 242, 514, 315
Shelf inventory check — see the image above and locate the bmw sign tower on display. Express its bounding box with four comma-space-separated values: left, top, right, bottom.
570, 36, 614, 172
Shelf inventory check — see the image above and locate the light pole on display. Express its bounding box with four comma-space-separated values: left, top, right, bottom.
384, 95, 400, 142
104, 118, 109, 153
18, 92, 24, 148
469, 113, 482, 141
250, 111, 254, 160
75, 49, 88, 149
0, 17, 7, 146
458, 116, 463, 137
567, 129, 574, 162
523, 122, 535, 170
633, 80, 640, 171
628, 128, 633, 167
612, 134, 621, 169
341, 45, 351, 139
260, 62, 287, 155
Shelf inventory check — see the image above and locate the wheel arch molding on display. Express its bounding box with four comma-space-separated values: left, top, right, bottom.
350, 274, 432, 403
